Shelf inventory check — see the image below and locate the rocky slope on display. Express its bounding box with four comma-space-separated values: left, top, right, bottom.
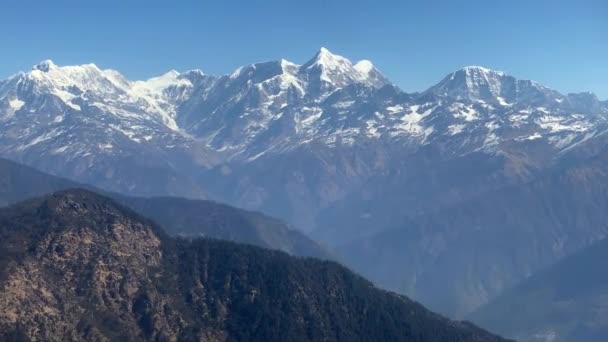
0, 189, 510, 342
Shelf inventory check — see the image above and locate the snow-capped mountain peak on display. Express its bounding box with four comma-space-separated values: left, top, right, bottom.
299, 47, 388, 89
279, 59, 300, 74
304, 47, 350, 70
0, 60, 209, 132
229, 60, 297, 83
33, 59, 58, 72
354, 60, 375, 74
426, 66, 563, 107
0, 51, 607, 219
15, 61, 125, 112
23, 60, 199, 102
566, 91, 604, 114
427, 65, 513, 103
182, 69, 205, 78
25, 60, 115, 93
461, 65, 505, 76
130, 70, 198, 125
133, 70, 188, 95
354, 59, 389, 88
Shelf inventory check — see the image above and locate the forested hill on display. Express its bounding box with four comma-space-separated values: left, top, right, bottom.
0, 189, 510, 341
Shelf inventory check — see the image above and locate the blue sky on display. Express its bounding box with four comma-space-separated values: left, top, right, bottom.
2, 0, 607, 98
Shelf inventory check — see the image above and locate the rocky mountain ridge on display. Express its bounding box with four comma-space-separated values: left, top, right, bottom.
0, 189, 510, 342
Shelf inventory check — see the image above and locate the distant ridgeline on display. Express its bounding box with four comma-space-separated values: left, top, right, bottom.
0, 157, 330, 259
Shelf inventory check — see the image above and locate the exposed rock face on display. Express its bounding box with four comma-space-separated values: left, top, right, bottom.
0, 191, 174, 341
0, 190, 510, 342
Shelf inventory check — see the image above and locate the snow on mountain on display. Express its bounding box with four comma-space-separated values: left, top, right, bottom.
354, 59, 389, 87
0, 49, 606, 200
566, 91, 604, 115
1, 52, 605, 161
299, 47, 389, 90
2, 60, 211, 129
176, 48, 395, 158
426, 65, 511, 103
0, 60, 217, 198
425, 66, 562, 107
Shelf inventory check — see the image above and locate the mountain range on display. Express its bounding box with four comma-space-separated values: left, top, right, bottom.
1, 48, 607, 318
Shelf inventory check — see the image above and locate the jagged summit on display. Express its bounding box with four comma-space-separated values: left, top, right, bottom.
163, 69, 180, 77
182, 69, 205, 76
136, 70, 186, 90
228, 59, 296, 83
354, 59, 389, 88
8, 58, 203, 130
461, 65, 506, 75
33, 59, 58, 72
425, 65, 560, 106
303, 47, 350, 68
26, 60, 200, 90
218, 48, 388, 92
298, 47, 388, 89
318, 46, 332, 54
429, 65, 513, 100
566, 91, 603, 114
354, 60, 375, 74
